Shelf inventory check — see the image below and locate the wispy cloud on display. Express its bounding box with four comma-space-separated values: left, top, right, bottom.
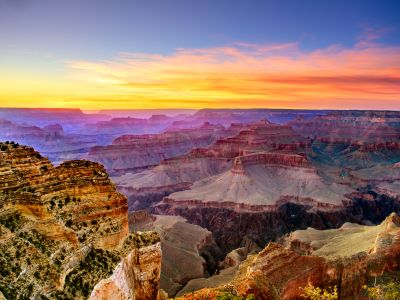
66, 35, 400, 109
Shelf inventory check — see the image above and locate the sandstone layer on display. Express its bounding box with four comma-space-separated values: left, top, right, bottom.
129, 211, 222, 297
177, 213, 400, 299
0, 142, 160, 299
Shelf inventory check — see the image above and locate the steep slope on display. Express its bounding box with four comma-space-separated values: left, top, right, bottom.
164, 152, 351, 208
129, 211, 222, 297
0, 143, 161, 299
114, 155, 232, 210
177, 213, 400, 299
154, 151, 360, 253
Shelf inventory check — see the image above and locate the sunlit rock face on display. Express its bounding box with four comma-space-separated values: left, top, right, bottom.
90, 242, 162, 300
129, 211, 223, 297
0, 142, 161, 299
176, 213, 400, 300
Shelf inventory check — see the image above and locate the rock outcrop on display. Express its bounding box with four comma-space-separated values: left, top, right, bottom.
176, 213, 400, 299
0, 142, 161, 299
129, 211, 222, 297
90, 241, 162, 300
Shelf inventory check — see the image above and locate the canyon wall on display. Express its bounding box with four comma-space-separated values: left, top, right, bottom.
0, 142, 161, 299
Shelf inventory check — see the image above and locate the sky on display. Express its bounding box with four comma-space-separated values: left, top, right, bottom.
0, 0, 399, 110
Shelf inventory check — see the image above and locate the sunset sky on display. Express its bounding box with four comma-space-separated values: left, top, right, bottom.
1, 0, 399, 110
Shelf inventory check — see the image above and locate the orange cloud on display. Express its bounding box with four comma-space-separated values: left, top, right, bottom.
1, 35, 399, 110
66, 39, 400, 110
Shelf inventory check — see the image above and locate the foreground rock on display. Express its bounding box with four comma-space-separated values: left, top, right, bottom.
129, 211, 222, 297
177, 213, 400, 299
0, 142, 160, 299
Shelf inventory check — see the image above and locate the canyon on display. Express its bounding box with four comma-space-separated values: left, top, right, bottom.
1, 108, 400, 299
176, 213, 400, 299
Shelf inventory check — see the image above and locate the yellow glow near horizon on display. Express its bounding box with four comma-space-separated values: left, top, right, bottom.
1, 41, 400, 110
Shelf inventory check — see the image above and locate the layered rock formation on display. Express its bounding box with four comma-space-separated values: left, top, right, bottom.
129, 211, 222, 297
90, 241, 162, 300
114, 155, 232, 210
0, 143, 160, 299
163, 152, 350, 207
87, 122, 227, 175
152, 114, 400, 255
153, 149, 358, 252
177, 213, 400, 299
291, 111, 400, 168
116, 121, 311, 210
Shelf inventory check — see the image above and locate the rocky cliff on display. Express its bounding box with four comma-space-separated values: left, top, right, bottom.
129, 211, 223, 297
0, 142, 161, 299
176, 213, 400, 299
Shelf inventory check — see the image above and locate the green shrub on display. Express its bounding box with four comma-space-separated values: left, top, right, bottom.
363, 281, 400, 300
301, 284, 338, 300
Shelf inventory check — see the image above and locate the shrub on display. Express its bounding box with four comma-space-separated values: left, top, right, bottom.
363, 281, 400, 300
0, 212, 23, 232
301, 284, 338, 300
216, 292, 256, 300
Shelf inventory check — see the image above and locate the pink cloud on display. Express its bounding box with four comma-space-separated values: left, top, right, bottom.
67, 36, 400, 109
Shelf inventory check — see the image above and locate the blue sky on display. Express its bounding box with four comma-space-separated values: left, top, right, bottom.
1, 0, 399, 59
